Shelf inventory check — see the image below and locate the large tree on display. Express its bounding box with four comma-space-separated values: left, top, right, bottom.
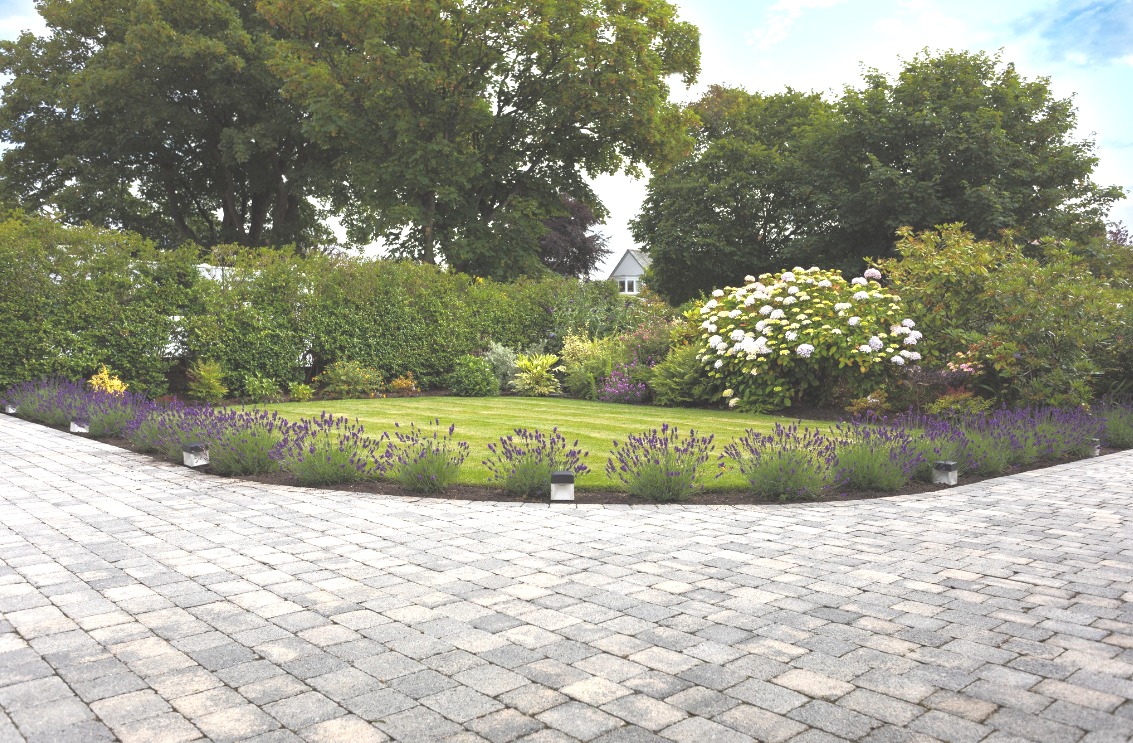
636, 50, 1124, 303
538, 194, 611, 278
0, 0, 334, 249
259, 0, 700, 279
631, 86, 830, 303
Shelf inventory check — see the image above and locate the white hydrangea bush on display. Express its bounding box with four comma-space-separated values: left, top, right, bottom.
695, 267, 924, 411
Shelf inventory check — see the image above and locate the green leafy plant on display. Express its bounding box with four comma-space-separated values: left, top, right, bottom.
289, 382, 314, 402
448, 356, 499, 397
512, 354, 561, 397
187, 359, 228, 404
845, 390, 891, 417
559, 333, 623, 400
244, 374, 282, 403
388, 373, 418, 396
315, 360, 382, 399
926, 391, 992, 417
649, 344, 713, 407
484, 342, 519, 392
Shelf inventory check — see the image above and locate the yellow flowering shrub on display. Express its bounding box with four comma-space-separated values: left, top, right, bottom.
89, 365, 128, 395
694, 267, 925, 411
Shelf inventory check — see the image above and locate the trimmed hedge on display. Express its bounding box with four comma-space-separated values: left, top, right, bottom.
0, 216, 625, 393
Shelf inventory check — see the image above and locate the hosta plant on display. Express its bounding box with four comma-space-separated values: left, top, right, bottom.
695, 267, 925, 411
513, 354, 561, 397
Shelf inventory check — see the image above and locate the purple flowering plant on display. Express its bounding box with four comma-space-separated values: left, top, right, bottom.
270, 412, 385, 485
724, 423, 846, 500
380, 419, 469, 493
606, 424, 721, 502
596, 363, 649, 404
484, 427, 589, 497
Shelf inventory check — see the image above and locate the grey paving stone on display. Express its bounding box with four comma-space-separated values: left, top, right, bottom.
2, 417, 1133, 743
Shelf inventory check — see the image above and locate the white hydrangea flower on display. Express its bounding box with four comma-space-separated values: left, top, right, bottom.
730, 329, 745, 341
700, 320, 712, 329
770, 309, 786, 320
714, 359, 724, 368
728, 309, 741, 318
712, 289, 724, 297
700, 305, 711, 314
831, 328, 843, 335
706, 324, 717, 332
902, 318, 916, 328
851, 277, 868, 286
864, 268, 882, 280
899, 350, 922, 360
787, 286, 799, 295
853, 291, 869, 301
859, 344, 872, 353
705, 299, 718, 309
848, 316, 861, 326
783, 296, 797, 305
754, 320, 767, 331
722, 388, 734, 398
728, 397, 740, 408
781, 271, 796, 282
891, 325, 910, 335
818, 280, 832, 288
759, 305, 773, 316
744, 275, 756, 283
891, 355, 905, 365
757, 344, 773, 355
869, 336, 884, 351
903, 336, 918, 345
785, 331, 798, 341
708, 335, 722, 347
796, 344, 815, 358
743, 295, 757, 307
908, 330, 923, 341
834, 302, 851, 311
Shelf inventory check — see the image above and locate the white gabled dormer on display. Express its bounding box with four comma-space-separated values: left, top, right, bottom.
607, 249, 651, 295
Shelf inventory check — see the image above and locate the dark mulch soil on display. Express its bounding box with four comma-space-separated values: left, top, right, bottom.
82, 430, 1123, 507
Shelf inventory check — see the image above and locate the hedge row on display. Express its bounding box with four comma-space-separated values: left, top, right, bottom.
0, 216, 625, 395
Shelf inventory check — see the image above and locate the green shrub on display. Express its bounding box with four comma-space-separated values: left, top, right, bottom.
559, 333, 623, 400
388, 373, 418, 396
316, 360, 382, 399
448, 356, 499, 397
649, 344, 713, 407
383, 420, 469, 493
244, 374, 282, 403
289, 383, 314, 402
926, 391, 992, 417
1099, 399, 1133, 448
187, 359, 228, 404
513, 354, 561, 397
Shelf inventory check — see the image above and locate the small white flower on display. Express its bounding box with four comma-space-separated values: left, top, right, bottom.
743, 295, 757, 307
755, 320, 767, 331
712, 289, 724, 297
714, 359, 724, 368
757, 345, 773, 355
706, 324, 717, 332
787, 286, 799, 295
759, 305, 773, 316
722, 388, 734, 398
818, 280, 832, 288
899, 350, 922, 360
708, 335, 722, 347
744, 275, 756, 283
853, 291, 869, 301
859, 344, 872, 353
785, 331, 798, 341
851, 277, 868, 286
864, 268, 882, 280
781, 271, 796, 282
796, 344, 815, 358
831, 329, 843, 335
902, 318, 916, 328
903, 336, 918, 346
848, 316, 861, 326
891, 355, 905, 365
699, 305, 711, 314
728, 309, 742, 319
783, 296, 797, 305
728, 397, 740, 408
891, 325, 910, 335
834, 302, 852, 311
770, 309, 786, 320
908, 330, 923, 341
730, 329, 745, 341
869, 336, 883, 351
705, 299, 718, 309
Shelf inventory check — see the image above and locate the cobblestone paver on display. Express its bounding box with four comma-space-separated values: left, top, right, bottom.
1, 415, 1133, 743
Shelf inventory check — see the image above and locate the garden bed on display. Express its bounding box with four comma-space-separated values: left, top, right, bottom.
77, 427, 1125, 506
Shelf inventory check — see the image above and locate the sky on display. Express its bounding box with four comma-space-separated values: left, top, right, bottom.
0, 0, 1129, 277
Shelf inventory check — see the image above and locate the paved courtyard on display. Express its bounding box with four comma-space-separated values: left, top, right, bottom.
1, 415, 1132, 743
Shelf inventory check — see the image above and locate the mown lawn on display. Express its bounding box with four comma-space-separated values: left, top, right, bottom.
261, 396, 822, 490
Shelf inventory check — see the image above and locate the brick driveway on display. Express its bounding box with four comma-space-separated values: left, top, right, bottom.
1, 415, 1132, 743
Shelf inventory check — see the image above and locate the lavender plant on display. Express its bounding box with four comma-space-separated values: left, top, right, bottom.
890, 411, 981, 481
725, 423, 844, 500
830, 417, 924, 492
2, 377, 84, 426
381, 419, 469, 493
207, 409, 287, 476
1098, 396, 1133, 448
484, 427, 590, 497
606, 424, 721, 502
270, 412, 385, 485
81, 390, 155, 438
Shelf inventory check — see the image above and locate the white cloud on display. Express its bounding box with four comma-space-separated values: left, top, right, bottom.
747, 0, 850, 50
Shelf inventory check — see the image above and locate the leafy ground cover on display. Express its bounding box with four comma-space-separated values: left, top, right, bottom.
261, 396, 802, 489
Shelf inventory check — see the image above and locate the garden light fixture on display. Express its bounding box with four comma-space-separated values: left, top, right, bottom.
932, 460, 958, 486
3, 404, 16, 414
550, 471, 575, 502
70, 420, 89, 434
183, 442, 209, 467
1089, 438, 1101, 457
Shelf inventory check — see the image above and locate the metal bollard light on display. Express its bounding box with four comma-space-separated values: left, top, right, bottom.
3, 403, 17, 414
550, 471, 575, 502
1089, 438, 1101, 457
932, 461, 959, 486
70, 420, 90, 434
183, 442, 210, 467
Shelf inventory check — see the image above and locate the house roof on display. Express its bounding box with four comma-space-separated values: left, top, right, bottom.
607, 249, 651, 279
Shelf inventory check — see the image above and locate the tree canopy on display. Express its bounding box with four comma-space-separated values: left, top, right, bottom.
537, 194, 611, 279
258, 0, 700, 279
635, 50, 1124, 303
0, 0, 336, 249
